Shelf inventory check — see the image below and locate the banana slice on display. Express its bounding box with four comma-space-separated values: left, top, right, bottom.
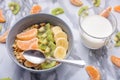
54, 31, 67, 41
54, 46, 66, 59
24, 60, 38, 68
56, 38, 68, 50
52, 26, 62, 34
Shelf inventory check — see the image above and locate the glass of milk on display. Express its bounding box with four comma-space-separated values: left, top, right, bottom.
79, 7, 117, 49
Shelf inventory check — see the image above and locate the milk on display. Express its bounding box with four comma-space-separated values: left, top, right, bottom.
80, 15, 113, 49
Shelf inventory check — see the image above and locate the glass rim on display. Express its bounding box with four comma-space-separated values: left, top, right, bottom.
79, 7, 117, 39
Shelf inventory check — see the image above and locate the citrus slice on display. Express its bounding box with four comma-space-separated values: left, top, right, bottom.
70, 0, 83, 7
111, 55, 120, 67
16, 38, 38, 50
114, 5, 120, 13
17, 28, 37, 40
54, 46, 66, 59
52, 26, 62, 34
86, 66, 101, 80
56, 38, 68, 50
100, 7, 112, 18
0, 29, 9, 43
54, 31, 67, 41
0, 9, 6, 23
24, 60, 38, 68
30, 4, 42, 14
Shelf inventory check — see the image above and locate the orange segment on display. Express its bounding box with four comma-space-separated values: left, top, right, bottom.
111, 55, 120, 67
0, 9, 6, 23
70, 0, 83, 7
0, 29, 9, 43
114, 5, 120, 13
16, 38, 38, 50
17, 28, 37, 40
86, 66, 101, 80
24, 60, 38, 67
100, 7, 112, 18
30, 4, 42, 14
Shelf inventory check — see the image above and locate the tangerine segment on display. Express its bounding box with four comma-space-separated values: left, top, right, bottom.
0, 9, 6, 23
16, 38, 38, 50
30, 4, 42, 14
100, 7, 112, 18
0, 29, 9, 43
24, 60, 38, 68
111, 55, 120, 67
70, 0, 83, 7
114, 5, 120, 13
86, 66, 101, 80
17, 28, 37, 40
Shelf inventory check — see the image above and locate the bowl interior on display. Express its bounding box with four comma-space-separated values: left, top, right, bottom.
6, 14, 73, 72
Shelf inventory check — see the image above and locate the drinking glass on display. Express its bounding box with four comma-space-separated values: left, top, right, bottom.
79, 7, 117, 49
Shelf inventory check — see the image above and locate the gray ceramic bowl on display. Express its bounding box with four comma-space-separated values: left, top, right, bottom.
6, 13, 73, 73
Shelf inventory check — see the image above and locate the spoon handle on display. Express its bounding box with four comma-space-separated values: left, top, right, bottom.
47, 58, 86, 68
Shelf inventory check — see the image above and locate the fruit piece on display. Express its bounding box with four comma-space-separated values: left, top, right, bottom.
8, 2, 20, 15
48, 41, 56, 51
70, 0, 83, 7
0, 29, 9, 43
52, 26, 62, 34
78, 6, 88, 16
100, 7, 112, 18
41, 33, 47, 38
51, 7, 64, 15
54, 31, 67, 41
116, 32, 120, 38
93, 0, 101, 7
17, 28, 37, 40
39, 44, 47, 51
47, 41, 56, 56
54, 46, 66, 59
45, 23, 51, 30
0, 9, 6, 23
0, 77, 11, 80
16, 38, 38, 50
114, 5, 120, 13
86, 66, 101, 80
46, 30, 54, 42
41, 61, 56, 69
111, 55, 120, 67
114, 32, 120, 47
47, 33, 54, 42
56, 38, 68, 50
115, 41, 120, 47
0, 25, 2, 32
45, 47, 50, 53
30, 4, 42, 14
41, 39, 48, 45
114, 36, 119, 42
39, 27, 45, 33
24, 60, 38, 67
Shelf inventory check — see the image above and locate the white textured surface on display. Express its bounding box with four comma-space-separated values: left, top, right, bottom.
0, 0, 120, 80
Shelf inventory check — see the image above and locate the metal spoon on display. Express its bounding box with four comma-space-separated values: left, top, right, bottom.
23, 50, 86, 67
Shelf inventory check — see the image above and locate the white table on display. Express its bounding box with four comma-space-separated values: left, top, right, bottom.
0, 0, 120, 80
